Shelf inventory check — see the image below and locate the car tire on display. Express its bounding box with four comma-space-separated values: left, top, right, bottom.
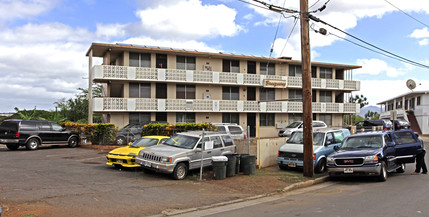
378, 161, 387, 182
68, 136, 79, 148
114, 164, 122, 169
26, 138, 40, 150
315, 158, 326, 173
116, 136, 126, 146
396, 163, 406, 173
6, 144, 19, 150
172, 163, 188, 180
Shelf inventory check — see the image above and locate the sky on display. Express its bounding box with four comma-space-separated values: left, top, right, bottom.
1, 0, 429, 112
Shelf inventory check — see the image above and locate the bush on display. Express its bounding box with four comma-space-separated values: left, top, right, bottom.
142, 122, 216, 136
60, 122, 117, 145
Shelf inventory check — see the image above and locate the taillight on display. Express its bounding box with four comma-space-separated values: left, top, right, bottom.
278, 151, 280, 157
244, 134, 247, 139
383, 127, 387, 130
234, 146, 237, 153
397, 125, 400, 129
15, 132, 20, 138
313, 154, 316, 160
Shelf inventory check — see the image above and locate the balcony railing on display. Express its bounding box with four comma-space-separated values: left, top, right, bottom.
93, 97, 360, 114
92, 65, 360, 91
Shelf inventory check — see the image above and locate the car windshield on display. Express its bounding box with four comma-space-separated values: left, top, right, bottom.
287, 132, 325, 146
286, 122, 301, 128
163, 134, 199, 149
340, 135, 383, 150
130, 138, 158, 147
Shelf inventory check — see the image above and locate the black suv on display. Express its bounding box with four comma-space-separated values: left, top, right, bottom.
350, 119, 393, 131
0, 119, 80, 150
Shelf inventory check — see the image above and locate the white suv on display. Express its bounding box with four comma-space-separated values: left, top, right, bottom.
278, 121, 327, 137
213, 123, 246, 140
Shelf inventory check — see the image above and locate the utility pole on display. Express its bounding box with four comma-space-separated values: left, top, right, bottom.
300, 0, 314, 177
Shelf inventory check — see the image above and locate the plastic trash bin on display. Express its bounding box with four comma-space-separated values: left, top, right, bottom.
212, 156, 228, 180
241, 155, 256, 175
234, 154, 240, 175
239, 154, 249, 172
225, 154, 237, 177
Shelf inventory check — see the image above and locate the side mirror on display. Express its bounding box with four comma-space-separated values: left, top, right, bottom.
325, 140, 332, 146
195, 148, 202, 152
387, 142, 395, 147
333, 146, 340, 151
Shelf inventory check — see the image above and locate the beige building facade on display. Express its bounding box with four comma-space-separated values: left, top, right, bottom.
86, 43, 361, 137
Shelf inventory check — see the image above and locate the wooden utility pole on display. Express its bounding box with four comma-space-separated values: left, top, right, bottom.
300, 0, 314, 177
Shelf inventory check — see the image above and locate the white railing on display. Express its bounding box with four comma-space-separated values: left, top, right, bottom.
93, 97, 360, 114
92, 65, 360, 91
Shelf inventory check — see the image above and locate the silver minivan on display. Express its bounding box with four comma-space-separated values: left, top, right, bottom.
135, 131, 236, 180
278, 121, 327, 137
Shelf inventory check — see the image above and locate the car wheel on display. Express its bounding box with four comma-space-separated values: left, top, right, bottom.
114, 164, 122, 169
6, 144, 19, 150
116, 136, 126, 146
172, 163, 188, 180
68, 136, 79, 148
378, 161, 387, 182
396, 163, 406, 173
26, 138, 40, 150
315, 158, 326, 173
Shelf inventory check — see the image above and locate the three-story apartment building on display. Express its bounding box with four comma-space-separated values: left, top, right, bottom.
86, 43, 361, 137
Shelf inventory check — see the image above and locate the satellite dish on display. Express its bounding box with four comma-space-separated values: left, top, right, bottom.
406, 79, 416, 90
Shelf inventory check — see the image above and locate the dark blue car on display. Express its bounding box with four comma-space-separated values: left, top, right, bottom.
327, 130, 422, 181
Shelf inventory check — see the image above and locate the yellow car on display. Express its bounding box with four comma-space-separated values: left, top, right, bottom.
106, 135, 169, 168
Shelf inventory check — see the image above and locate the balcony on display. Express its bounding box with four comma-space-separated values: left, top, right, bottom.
92, 65, 360, 91
93, 97, 360, 114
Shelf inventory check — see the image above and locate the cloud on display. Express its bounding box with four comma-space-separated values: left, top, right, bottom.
134, 0, 243, 40
355, 58, 406, 77
96, 23, 127, 40
410, 27, 429, 38
0, 0, 58, 21
419, 39, 429, 46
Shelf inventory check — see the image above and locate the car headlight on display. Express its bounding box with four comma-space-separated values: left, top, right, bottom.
327, 157, 335, 165
127, 153, 136, 157
364, 155, 378, 164
160, 157, 172, 163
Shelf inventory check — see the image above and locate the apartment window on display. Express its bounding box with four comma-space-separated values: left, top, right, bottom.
417, 96, 421, 105
129, 52, 151, 67
311, 66, 317, 78
289, 114, 302, 124
156, 112, 167, 122
156, 83, 167, 99
223, 59, 239, 73
156, 54, 167, 68
320, 91, 332, 103
176, 85, 195, 99
222, 86, 239, 100
405, 99, 409, 110
260, 88, 275, 101
260, 62, 275, 75
248, 61, 256, 74
320, 67, 333, 79
312, 90, 317, 102
260, 113, 275, 126
177, 56, 196, 70
222, 113, 239, 124
289, 89, 302, 101
176, 112, 195, 123
289, 65, 302, 77
129, 83, 151, 98
129, 112, 151, 124
247, 87, 256, 101
319, 114, 332, 126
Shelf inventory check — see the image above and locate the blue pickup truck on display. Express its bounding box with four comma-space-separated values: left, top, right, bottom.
327, 130, 423, 181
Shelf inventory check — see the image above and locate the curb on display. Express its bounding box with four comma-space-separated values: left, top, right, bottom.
156, 175, 329, 217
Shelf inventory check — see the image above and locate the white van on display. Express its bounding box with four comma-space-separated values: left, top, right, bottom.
278, 121, 327, 137
213, 123, 246, 140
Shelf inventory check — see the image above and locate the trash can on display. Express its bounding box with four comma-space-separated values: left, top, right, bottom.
241, 155, 256, 175
212, 156, 228, 180
234, 154, 240, 175
225, 154, 237, 177
239, 154, 249, 172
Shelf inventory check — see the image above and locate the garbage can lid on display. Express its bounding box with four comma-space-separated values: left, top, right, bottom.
212, 156, 228, 162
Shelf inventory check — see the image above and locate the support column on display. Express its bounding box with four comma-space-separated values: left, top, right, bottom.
88, 49, 93, 124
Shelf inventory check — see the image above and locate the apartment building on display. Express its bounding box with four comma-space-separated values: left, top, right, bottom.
86, 43, 361, 137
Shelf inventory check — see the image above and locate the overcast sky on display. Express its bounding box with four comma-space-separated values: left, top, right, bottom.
1, 0, 429, 112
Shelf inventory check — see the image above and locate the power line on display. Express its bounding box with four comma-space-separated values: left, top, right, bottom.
237, 0, 276, 11
280, 16, 299, 57
269, 0, 287, 59
384, 0, 429, 28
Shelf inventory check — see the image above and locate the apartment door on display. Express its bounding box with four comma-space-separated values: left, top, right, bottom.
247, 87, 256, 101
247, 113, 256, 137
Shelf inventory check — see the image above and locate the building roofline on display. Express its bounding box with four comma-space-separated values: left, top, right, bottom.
86, 42, 362, 70
377, 90, 429, 105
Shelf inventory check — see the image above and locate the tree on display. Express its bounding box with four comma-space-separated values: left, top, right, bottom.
14, 107, 38, 120
349, 94, 369, 109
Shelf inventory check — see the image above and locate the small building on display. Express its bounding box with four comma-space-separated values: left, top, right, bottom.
86, 43, 361, 138
378, 90, 429, 135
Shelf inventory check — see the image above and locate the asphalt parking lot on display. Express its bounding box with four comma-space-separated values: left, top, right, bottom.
0, 145, 265, 217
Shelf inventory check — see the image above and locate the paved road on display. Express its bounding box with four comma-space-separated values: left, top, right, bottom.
175, 146, 429, 217
0, 145, 252, 216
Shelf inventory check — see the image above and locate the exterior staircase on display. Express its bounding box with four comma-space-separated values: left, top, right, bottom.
407, 112, 422, 135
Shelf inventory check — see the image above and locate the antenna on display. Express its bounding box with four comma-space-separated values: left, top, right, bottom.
406, 79, 416, 91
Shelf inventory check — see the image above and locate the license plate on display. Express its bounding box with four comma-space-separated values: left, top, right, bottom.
344, 168, 353, 173
116, 159, 123, 163
288, 162, 297, 168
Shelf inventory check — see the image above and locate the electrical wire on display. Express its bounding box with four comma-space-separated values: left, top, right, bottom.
384, 0, 429, 28
309, 0, 322, 9
269, 0, 287, 59
280, 16, 299, 57
237, 0, 276, 11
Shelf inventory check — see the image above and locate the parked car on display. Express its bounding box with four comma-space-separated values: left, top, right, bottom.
135, 131, 236, 180
278, 121, 327, 137
277, 128, 350, 173
106, 135, 169, 168
327, 129, 422, 181
115, 121, 167, 146
213, 123, 246, 140
0, 119, 80, 150
350, 119, 393, 132
392, 119, 410, 130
